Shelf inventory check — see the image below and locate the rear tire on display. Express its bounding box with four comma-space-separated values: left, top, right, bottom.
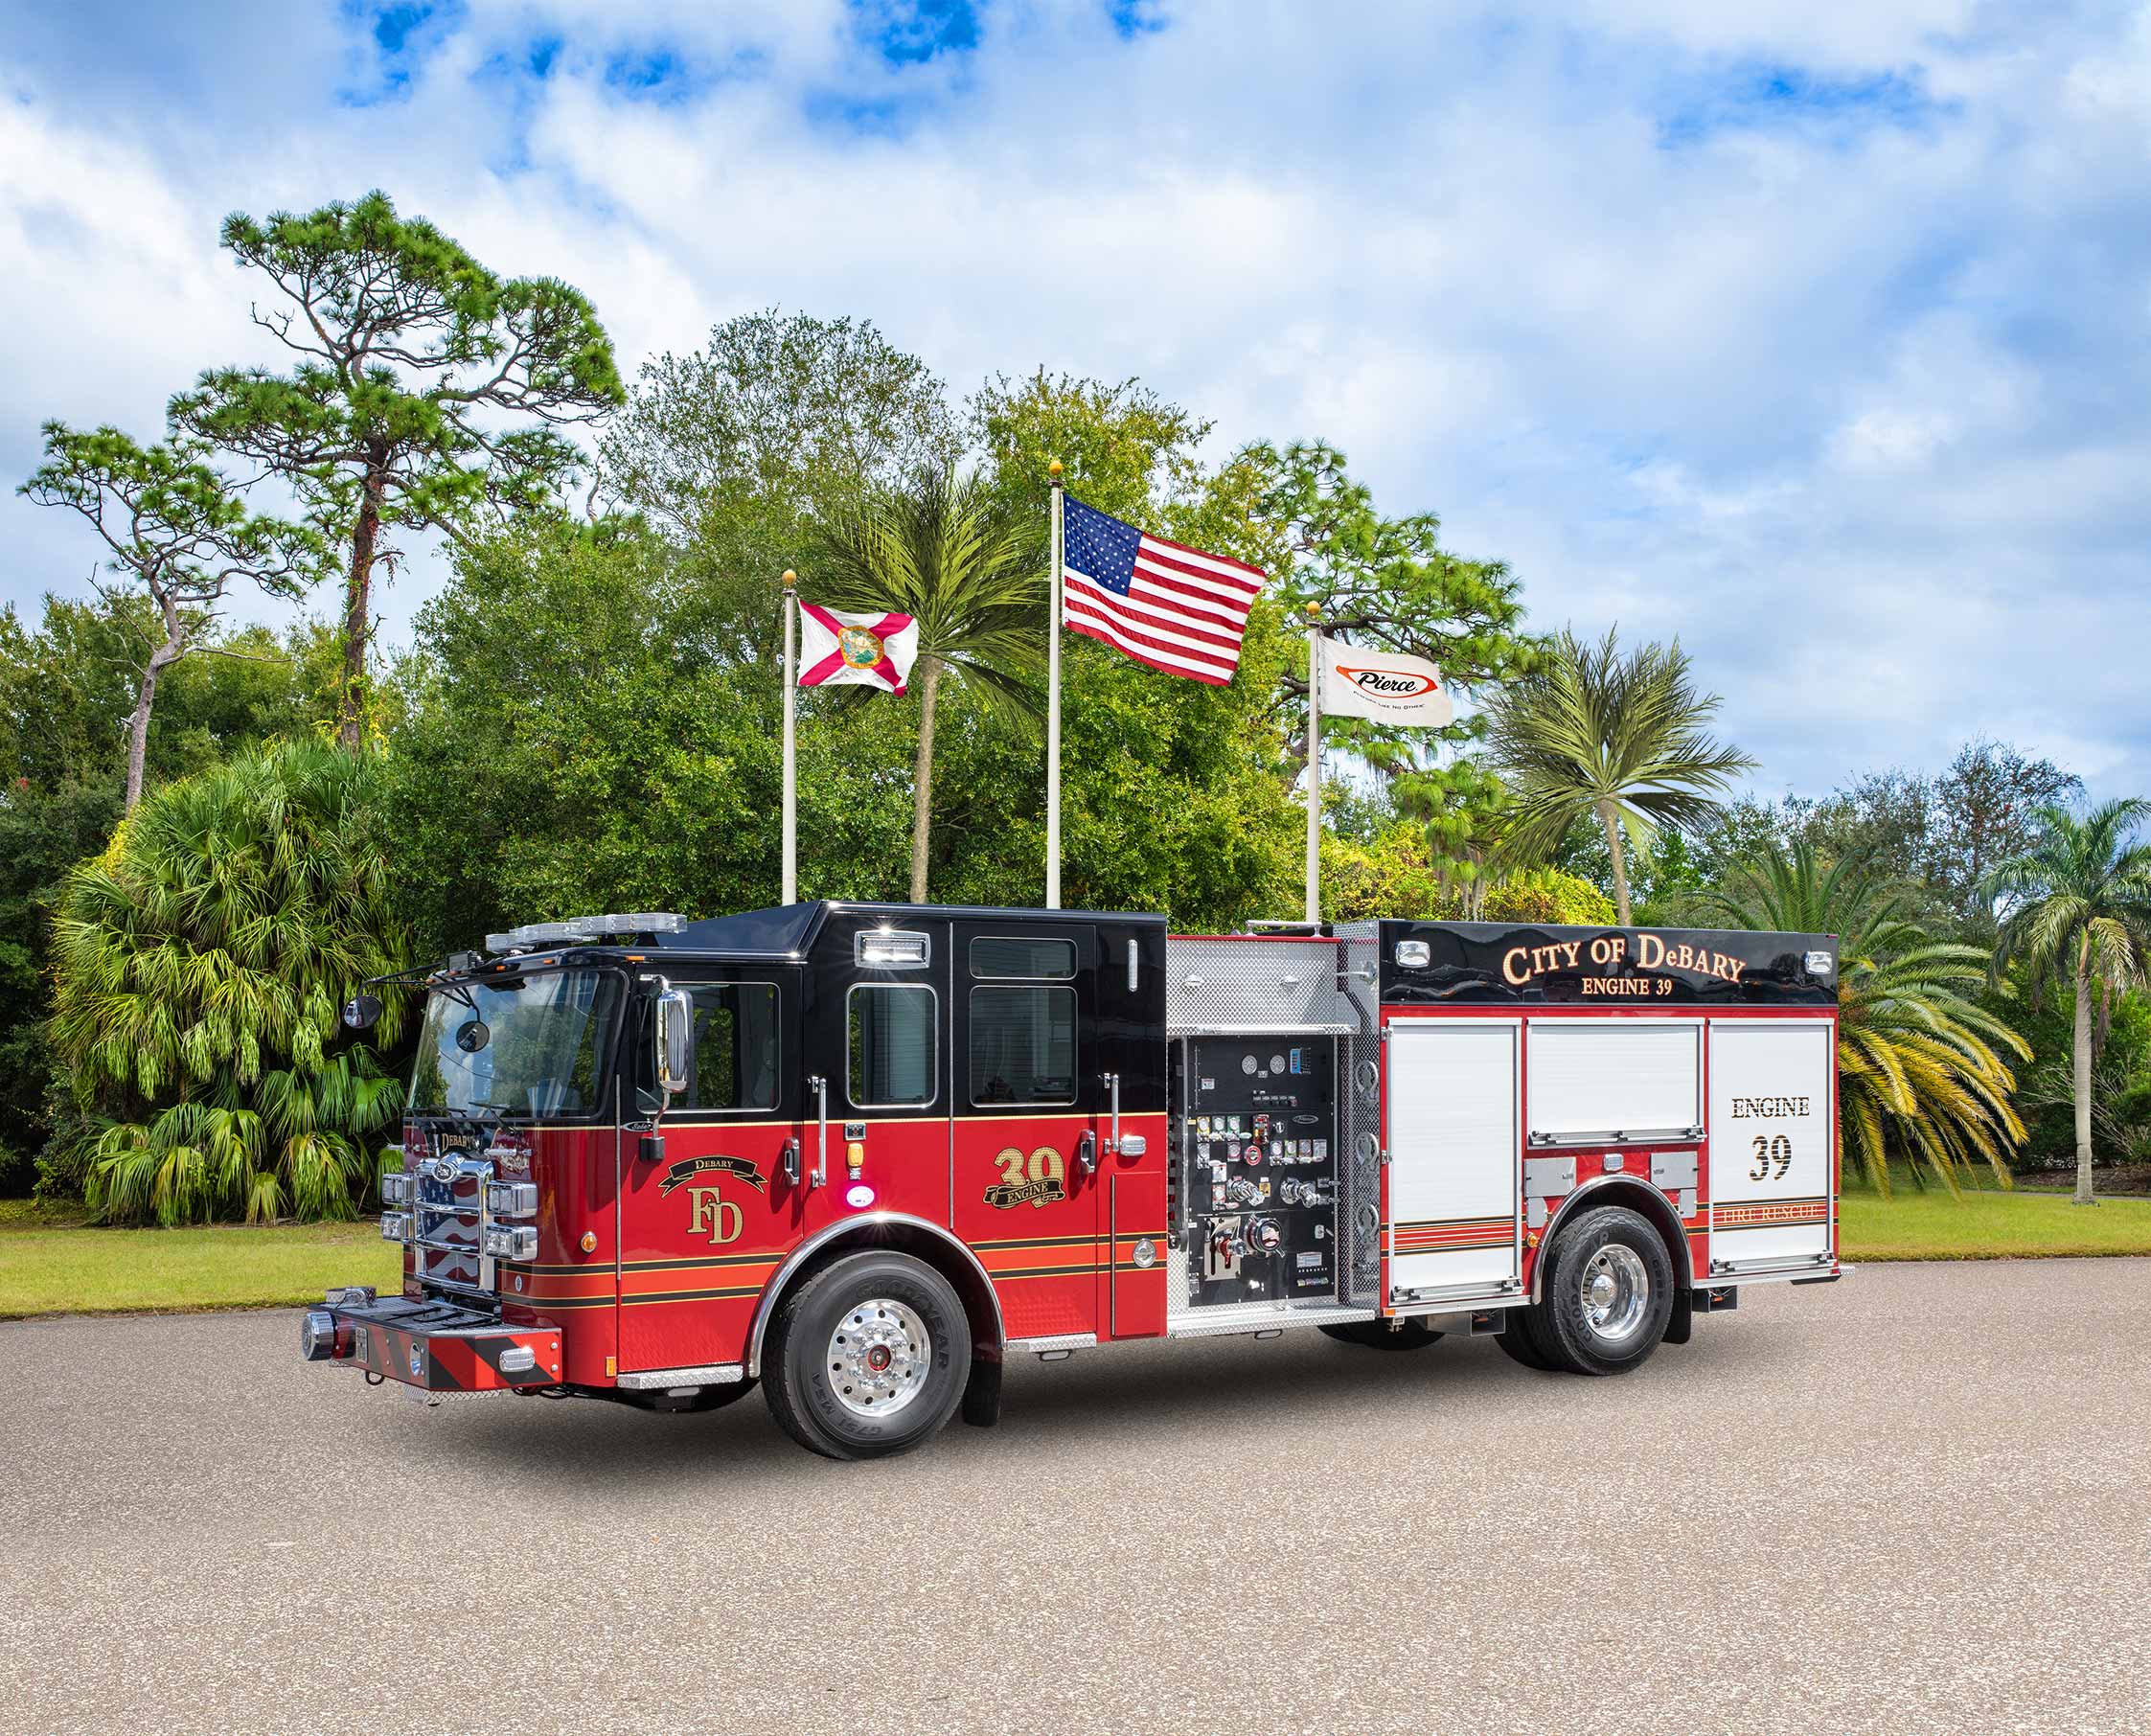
763, 1252, 971, 1460
1528, 1205, 1675, 1376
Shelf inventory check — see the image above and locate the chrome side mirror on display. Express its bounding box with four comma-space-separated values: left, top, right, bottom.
654, 988, 693, 1096
341, 994, 383, 1031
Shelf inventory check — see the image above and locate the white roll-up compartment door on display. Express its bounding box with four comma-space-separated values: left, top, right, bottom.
1708, 1019, 1834, 1271
1526, 1020, 1702, 1145
1385, 1019, 1520, 1297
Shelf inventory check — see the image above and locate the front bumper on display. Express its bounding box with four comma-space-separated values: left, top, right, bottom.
300, 1290, 562, 1392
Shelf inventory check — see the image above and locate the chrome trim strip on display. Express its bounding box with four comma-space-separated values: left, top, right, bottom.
745, 1211, 1006, 1379
1008, 1333, 1097, 1353
617, 1362, 745, 1389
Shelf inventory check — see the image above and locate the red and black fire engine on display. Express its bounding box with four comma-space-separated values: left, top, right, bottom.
306, 902, 1843, 1458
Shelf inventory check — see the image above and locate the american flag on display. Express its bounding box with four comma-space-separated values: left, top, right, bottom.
1061, 493, 1265, 685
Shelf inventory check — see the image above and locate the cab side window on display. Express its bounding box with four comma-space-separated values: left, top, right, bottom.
645, 983, 781, 1112
848, 984, 937, 1108
969, 935, 1078, 1107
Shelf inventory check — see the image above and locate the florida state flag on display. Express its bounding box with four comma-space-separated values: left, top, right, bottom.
797, 605, 920, 694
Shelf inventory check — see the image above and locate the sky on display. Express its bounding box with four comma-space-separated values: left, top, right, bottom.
2, 0, 2147, 803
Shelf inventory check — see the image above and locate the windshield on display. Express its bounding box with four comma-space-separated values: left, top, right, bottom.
410, 970, 623, 1118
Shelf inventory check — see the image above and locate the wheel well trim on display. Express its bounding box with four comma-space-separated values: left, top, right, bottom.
1528, 1175, 1694, 1304
746, 1212, 1006, 1378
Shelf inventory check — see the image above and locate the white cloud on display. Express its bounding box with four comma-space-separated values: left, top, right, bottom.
0, 0, 2147, 805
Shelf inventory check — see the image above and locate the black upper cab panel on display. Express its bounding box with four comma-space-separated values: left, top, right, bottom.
1378, 919, 1839, 1007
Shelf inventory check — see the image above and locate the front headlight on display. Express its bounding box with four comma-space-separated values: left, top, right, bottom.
485, 1180, 538, 1217
380, 1172, 406, 1206
483, 1224, 538, 1261
380, 1211, 409, 1243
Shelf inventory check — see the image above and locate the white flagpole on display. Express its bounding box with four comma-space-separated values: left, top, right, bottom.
781, 569, 798, 905
1045, 459, 1064, 910
1304, 603, 1322, 925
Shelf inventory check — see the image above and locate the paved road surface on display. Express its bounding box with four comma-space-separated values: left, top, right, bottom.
4, 1260, 2147, 1735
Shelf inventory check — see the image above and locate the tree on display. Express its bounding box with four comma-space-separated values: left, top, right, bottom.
601, 310, 957, 654
812, 468, 1044, 901
48, 742, 412, 1223
1485, 627, 1755, 925
1705, 839, 2028, 1195
1986, 800, 2151, 1204
1934, 741, 2083, 932
18, 424, 317, 809
171, 190, 625, 749
1241, 441, 1539, 902
388, 518, 925, 958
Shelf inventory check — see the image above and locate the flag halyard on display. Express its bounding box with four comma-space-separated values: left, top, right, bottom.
1060, 494, 1264, 685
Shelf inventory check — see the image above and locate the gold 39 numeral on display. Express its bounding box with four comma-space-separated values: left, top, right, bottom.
1749, 1133, 1793, 1181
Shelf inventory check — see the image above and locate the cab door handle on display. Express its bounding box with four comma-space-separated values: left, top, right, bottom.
781, 1136, 801, 1185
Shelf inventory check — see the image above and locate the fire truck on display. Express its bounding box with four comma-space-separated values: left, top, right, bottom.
307, 902, 1843, 1459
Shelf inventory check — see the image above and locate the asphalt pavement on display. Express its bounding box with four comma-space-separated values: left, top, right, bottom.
3, 1259, 2147, 1736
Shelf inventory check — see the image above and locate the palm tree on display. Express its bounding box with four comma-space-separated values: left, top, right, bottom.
1984, 800, 2151, 1205
812, 467, 1043, 902
1484, 627, 1754, 925
1702, 838, 2028, 1195
49, 741, 412, 1223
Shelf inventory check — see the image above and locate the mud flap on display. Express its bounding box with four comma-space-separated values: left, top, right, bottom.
1664, 1283, 1694, 1346
961, 1355, 1002, 1428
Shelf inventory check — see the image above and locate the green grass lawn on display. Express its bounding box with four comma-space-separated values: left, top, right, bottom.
5, 1176, 2151, 1319
0, 1201, 400, 1318
1840, 1184, 2151, 1261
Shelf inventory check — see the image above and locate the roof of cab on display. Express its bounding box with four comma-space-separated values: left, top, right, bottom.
647, 900, 1166, 960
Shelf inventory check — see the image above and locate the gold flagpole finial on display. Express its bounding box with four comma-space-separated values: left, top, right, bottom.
1306, 602, 1321, 621
782, 569, 796, 589
1047, 458, 1063, 481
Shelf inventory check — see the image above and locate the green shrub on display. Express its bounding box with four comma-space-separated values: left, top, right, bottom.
49, 742, 412, 1223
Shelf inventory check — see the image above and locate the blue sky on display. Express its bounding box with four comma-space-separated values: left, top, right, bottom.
3, 0, 2148, 802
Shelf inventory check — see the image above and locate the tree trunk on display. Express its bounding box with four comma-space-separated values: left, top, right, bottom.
124, 635, 185, 813
1596, 797, 1633, 926
907, 657, 942, 904
2072, 953, 2096, 1206
339, 469, 385, 752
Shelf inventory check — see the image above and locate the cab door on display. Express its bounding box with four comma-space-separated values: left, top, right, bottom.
616, 966, 805, 1374
950, 921, 1104, 1341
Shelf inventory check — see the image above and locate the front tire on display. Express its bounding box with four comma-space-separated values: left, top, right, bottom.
1527, 1205, 1675, 1376
763, 1252, 971, 1460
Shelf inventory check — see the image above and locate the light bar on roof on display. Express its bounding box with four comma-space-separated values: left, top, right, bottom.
485, 913, 686, 952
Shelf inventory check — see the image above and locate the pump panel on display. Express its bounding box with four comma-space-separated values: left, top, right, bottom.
1173, 1037, 1338, 1309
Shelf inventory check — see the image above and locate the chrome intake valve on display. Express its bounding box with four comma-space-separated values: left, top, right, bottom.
299, 1309, 341, 1362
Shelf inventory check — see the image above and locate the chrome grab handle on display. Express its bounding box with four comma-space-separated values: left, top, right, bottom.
1104, 1071, 1121, 1158
808, 1076, 828, 1189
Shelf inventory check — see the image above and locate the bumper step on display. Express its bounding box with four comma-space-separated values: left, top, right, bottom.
304, 1292, 563, 1392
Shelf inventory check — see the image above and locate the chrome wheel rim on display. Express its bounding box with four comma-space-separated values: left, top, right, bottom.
1579, 1245, 1649, 1343
825, 1297, 931, 1418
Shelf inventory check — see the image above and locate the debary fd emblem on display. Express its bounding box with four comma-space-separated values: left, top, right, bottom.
687, 1186, 744, 1245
